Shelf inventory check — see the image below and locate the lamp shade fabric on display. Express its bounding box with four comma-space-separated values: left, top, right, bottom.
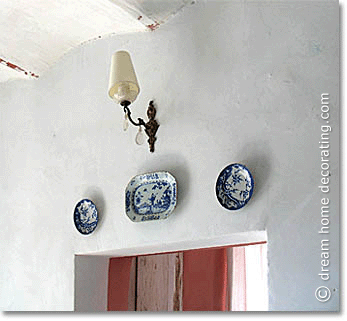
108, 51, 140, 104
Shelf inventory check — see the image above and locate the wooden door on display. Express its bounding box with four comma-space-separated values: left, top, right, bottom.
136, 252, 183, 311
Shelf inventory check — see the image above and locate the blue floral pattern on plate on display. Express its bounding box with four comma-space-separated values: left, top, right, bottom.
125, 172, 177, 222
216, 163, 254, 210
73, 199, 98, 234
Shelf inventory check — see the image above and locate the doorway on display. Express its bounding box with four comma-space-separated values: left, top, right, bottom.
107, 242, 268, 311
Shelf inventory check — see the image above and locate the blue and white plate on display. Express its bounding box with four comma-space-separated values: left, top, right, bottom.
125, 171, 177, 222
73, 199, 98, 234
216, 163, 254, 210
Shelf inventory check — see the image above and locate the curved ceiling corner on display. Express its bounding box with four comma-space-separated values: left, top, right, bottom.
0, 0, 192, 83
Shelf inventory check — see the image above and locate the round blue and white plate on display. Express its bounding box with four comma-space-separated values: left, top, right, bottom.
216, 163, 254, 210
73, 199, 98, 235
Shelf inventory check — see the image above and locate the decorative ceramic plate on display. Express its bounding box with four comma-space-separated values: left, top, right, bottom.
125, 171, 177, 222
73, 199, 98, 234
216, 163, 254, 210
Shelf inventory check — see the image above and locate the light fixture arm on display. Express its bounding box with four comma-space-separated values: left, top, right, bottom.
120, 100, 159, 152
121, 101, 146, 127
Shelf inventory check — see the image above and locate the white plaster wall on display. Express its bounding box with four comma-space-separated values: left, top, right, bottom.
74, 255, 109, 312
0, 0, 339, 311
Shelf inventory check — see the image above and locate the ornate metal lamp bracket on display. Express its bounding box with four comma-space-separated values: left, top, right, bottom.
121, 100, 160, 153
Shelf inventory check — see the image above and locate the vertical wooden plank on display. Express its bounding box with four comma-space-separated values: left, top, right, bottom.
136, 252, 183, 311
167, 253, 176, 311
173, 252, 183, 311
225, 247, 233, 311
230, 246, 247, 311
127, 257, 136, 311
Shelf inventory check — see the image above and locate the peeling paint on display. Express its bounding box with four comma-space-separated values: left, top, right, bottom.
0, 57, 39, 78
147, 22, 160, 31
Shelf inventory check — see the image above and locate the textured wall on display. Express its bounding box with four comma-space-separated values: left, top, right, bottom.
0, 0, 339, 311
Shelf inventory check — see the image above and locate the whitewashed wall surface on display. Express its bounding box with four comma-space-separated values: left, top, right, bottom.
0, 0, 339, 311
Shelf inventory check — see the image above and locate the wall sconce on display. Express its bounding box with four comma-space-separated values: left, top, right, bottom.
108, 51, 159, 153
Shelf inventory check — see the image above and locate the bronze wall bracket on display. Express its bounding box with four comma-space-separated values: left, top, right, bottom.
121, 100, 159, 153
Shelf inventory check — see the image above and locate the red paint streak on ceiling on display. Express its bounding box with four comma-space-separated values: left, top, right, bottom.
147, 22, 160, 31
0, 57, 39, 78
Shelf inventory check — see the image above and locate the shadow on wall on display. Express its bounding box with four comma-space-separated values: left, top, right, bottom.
236, 141, 272, 204
83, 186, 106, 230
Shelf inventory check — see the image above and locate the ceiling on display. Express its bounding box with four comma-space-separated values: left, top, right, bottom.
0, 0, 191, 83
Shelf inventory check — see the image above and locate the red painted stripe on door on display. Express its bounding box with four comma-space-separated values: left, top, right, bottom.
107, 257, 134, 311
182, 247, 228, 311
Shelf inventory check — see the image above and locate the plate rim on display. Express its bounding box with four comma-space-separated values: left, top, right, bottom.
215, 163, 254, 210
125, 171, 177, 222
73, 198, 98, 235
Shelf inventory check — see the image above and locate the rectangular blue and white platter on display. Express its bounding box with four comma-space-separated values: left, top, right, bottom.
125, 171, 177, 222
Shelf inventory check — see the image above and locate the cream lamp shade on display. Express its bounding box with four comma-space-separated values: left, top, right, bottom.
108, 51, 140, 104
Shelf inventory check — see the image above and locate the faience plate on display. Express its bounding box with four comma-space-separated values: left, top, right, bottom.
73, 199, 98, 234
216, 163, 254, 210
125, 171, 177, 222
